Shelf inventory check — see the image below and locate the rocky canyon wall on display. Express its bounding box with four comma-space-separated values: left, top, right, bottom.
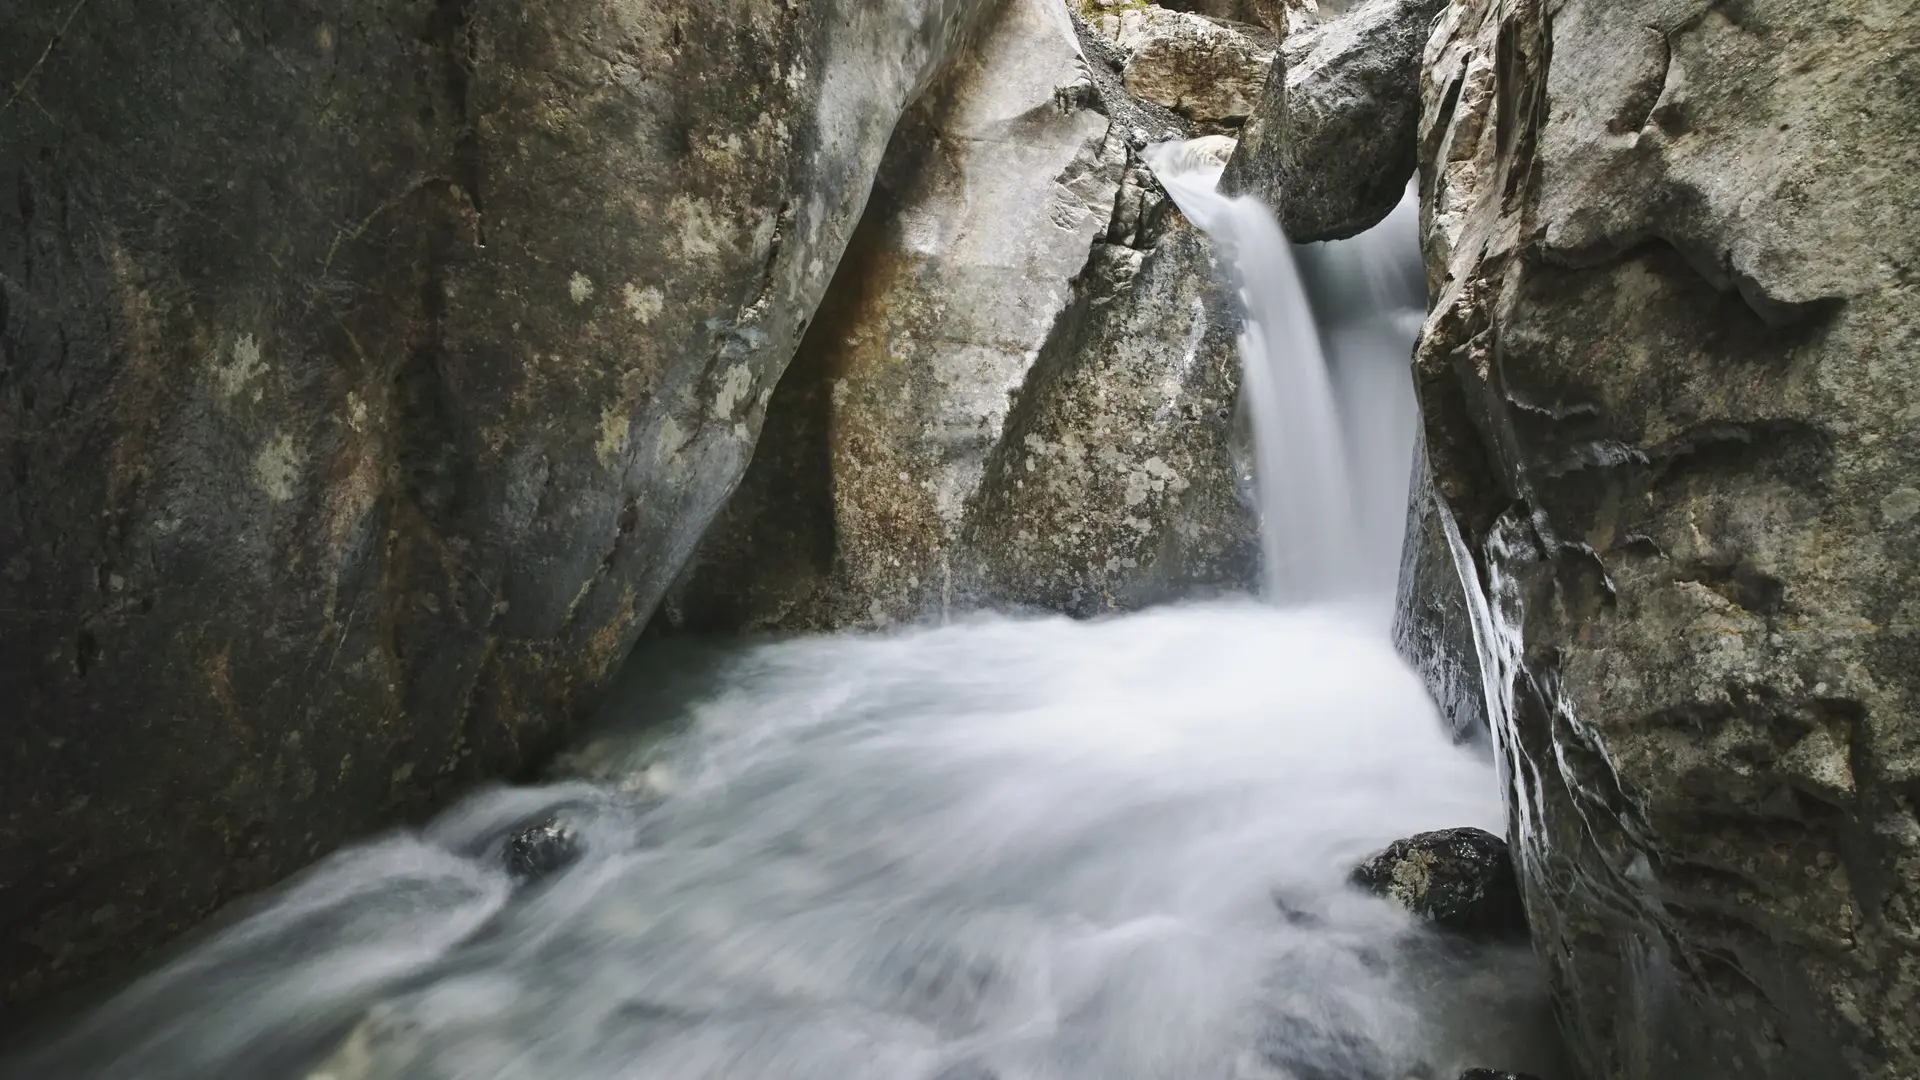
1412, 0, 1920, 1075
0, 0, 989, 1010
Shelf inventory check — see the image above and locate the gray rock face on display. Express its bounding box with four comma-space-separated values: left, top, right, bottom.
665, 4, 1258, 632
1413, 0, 1920, 1076
0, 0, 988, 1008
1091, 6, 1279, 127
1221, 0, 1446, 241
959, 207, 1258, 616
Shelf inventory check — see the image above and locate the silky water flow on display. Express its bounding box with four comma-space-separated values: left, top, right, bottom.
1, 147, 1559, 1080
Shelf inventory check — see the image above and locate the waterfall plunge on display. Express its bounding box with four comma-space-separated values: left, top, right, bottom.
1144, 144, 1424, 621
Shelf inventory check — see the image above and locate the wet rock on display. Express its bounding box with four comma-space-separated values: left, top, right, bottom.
0, 0, 990, 1009
1459, 1071, 1544, 1080
1221, 0, 1447, 240
504, 819, 580, 882
1391, 434, 1490, 744
1412, 0, 1920, 1073
1092, 6, 1279, 128
1351, 828, 1526, 941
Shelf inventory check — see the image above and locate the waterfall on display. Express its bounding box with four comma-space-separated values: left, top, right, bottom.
1144, 144, 1423, 621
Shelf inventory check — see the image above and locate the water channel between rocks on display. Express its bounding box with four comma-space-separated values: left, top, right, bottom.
1, 146, 1563, 1080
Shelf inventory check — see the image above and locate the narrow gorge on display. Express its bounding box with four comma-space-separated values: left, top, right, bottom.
1, 0, 1914, 1077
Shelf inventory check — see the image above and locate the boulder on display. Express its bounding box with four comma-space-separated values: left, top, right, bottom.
1221, 0, 1448, 240
663, 4, 1258, 631
0, 0, 989, 1008
1459, 1071, 1544, 1080
1412, 0, 1920, 1075
1092, 7, 1279, 128
503, 818, 581, 882
1096, 0, 1328, 39
1351, 828, 1527, 940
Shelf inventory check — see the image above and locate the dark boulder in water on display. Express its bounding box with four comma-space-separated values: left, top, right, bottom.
1350, 827, 1525, 941
504, 819, 581, 882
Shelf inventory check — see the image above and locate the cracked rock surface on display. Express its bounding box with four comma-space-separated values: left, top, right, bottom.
1412, 0, 1920, 1075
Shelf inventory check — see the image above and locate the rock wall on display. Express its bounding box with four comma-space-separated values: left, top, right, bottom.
1413, 0, 1920, 1075
664, 2, 1261, 632
0, 0, 988, 1009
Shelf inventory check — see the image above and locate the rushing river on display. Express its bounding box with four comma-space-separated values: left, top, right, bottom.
2, 147, 1560, 1079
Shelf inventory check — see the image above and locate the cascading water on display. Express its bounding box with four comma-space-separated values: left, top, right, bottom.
0, 151, 1557, 1080
1144, 143, 1424, 619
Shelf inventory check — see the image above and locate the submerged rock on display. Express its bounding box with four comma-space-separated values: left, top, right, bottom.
1351, 828, 1526, 941
1221, 0, 1446, 240
1411, 0, 1920, 1073
0, 0, 990, 1009
504, 819, 581, 882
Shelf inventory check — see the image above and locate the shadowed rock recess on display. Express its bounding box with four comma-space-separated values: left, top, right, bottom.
0, 0, 990, 1009
1412, 0, 1920, 1076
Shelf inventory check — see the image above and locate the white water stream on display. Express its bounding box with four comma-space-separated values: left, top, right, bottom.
0, 150, 1556, 1079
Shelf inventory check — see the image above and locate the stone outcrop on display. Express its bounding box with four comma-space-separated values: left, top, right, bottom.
1090, 6, 1279, 128
1412, 0, 1920, 1076
1222, 0, 1446, 241
664, 4, 1259, 632
0, 0, 988, 1009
